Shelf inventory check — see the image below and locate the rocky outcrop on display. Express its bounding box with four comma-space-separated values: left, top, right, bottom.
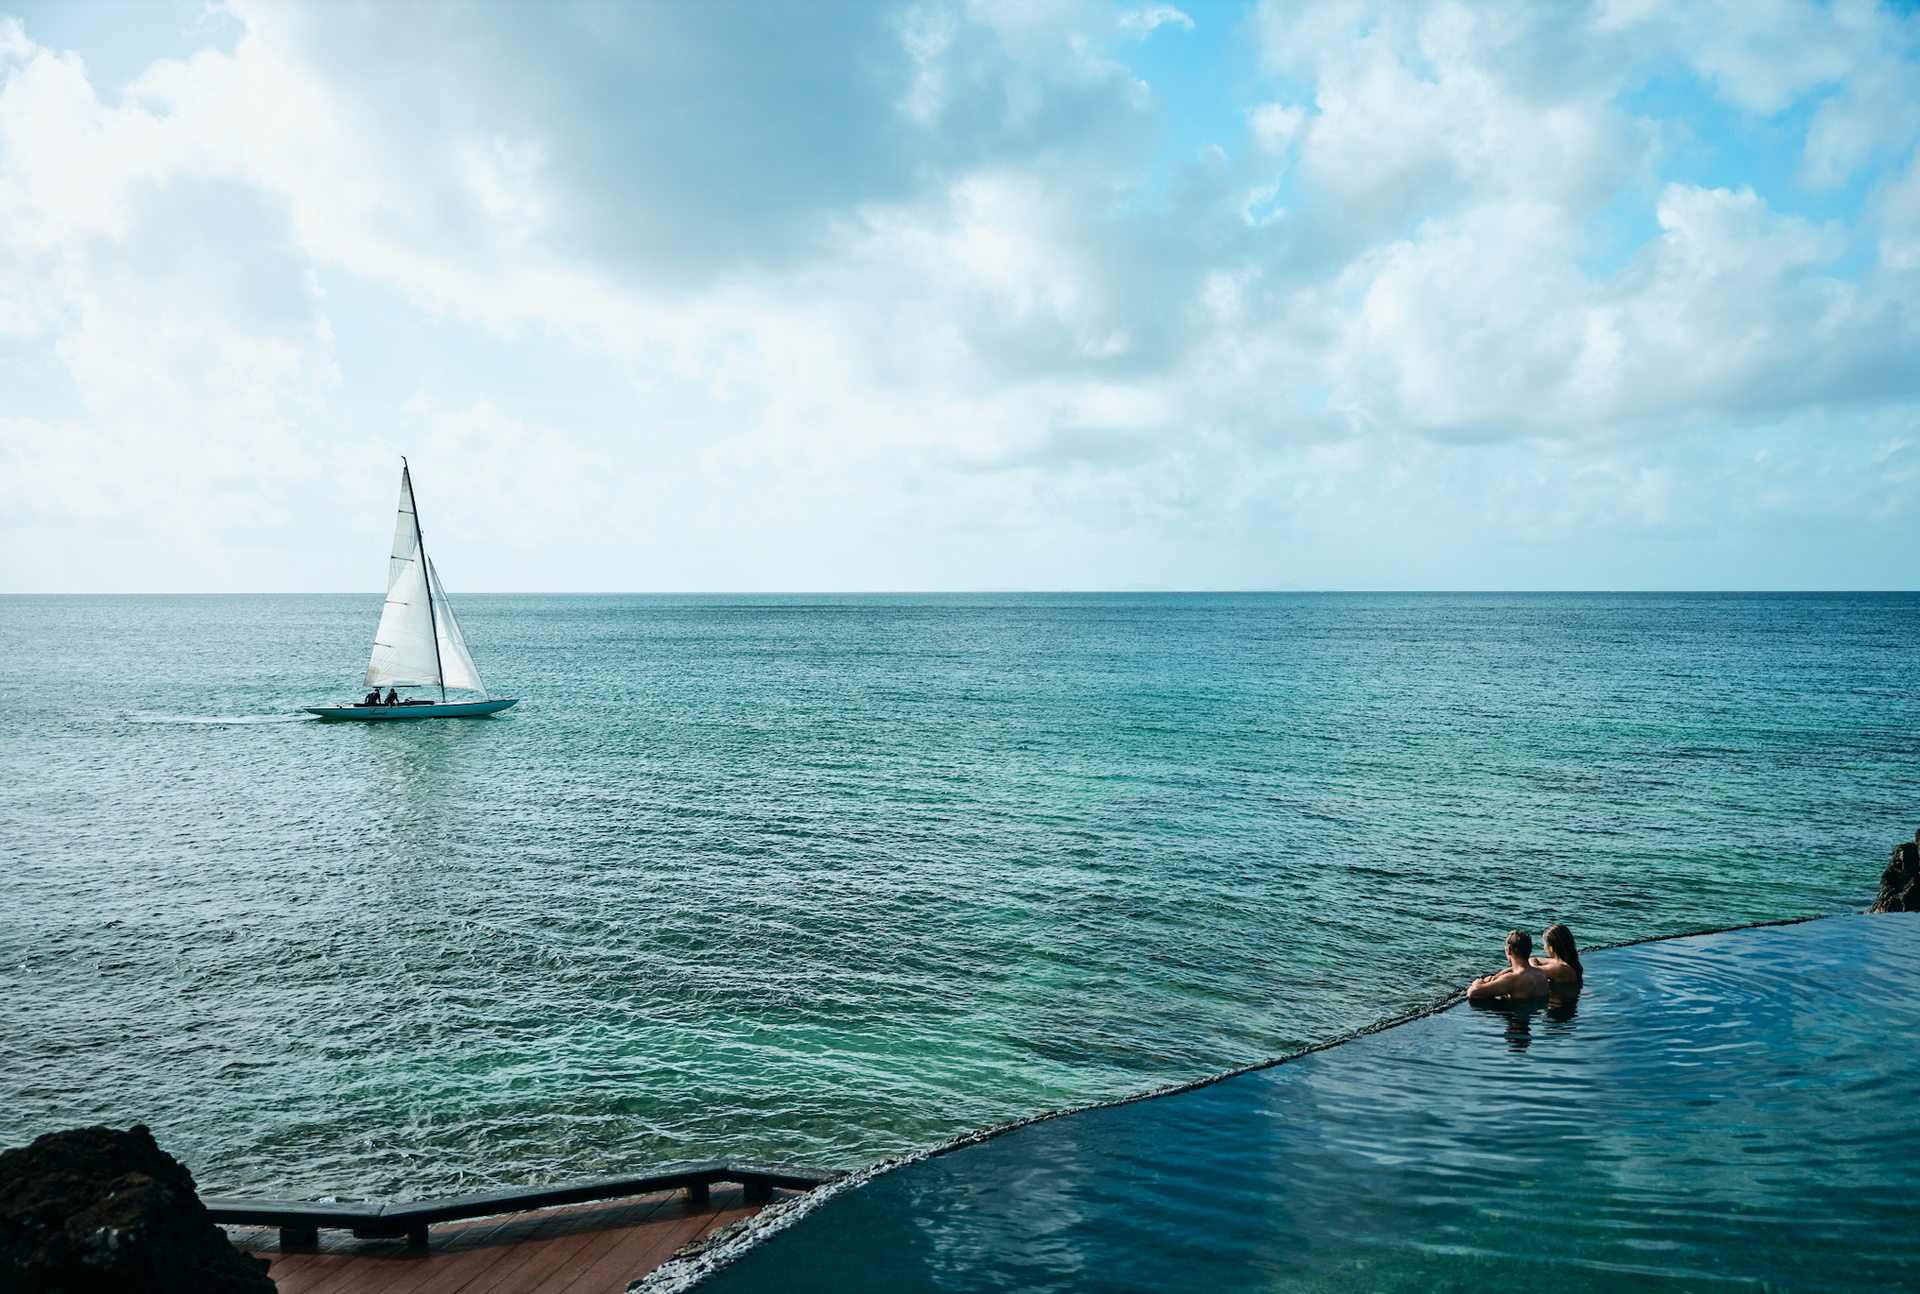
0, 1124, 274, 1294
1870, 832, 1920, 914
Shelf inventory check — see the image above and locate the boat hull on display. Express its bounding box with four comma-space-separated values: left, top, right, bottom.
304, 699, 519, 721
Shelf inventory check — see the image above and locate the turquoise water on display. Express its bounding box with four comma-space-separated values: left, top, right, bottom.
0, 593, 1912, 1200
708, 914, 1920, 1293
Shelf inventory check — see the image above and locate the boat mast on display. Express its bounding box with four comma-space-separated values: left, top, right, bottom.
404, 457, 448, 705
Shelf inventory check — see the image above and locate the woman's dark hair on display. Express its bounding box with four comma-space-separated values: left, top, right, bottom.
1544, 923, 1582, 981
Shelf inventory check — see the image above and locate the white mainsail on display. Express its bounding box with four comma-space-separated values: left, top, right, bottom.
386, 464, 420, 593
365, 547, 439, 687
363, 463, 488, 695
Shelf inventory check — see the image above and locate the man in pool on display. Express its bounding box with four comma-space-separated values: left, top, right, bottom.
1467, 929, 1551, 1001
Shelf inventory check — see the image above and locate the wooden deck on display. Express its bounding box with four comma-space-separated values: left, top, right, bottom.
222, 1185, 791, 1294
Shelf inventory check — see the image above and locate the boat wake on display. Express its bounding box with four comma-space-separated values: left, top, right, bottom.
127, 713, 311, 725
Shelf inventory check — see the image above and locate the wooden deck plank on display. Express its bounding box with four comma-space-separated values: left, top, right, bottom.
537, 1212, 714, 1294
577, 1197, 753, 1290
357, 1208, 589, 1294
270, 1237, 427, 1294
273, 1226, 493, 1294
346, 1199, 665, 1294
267, 1207, 559, 1294
223, 1227, 374, 1292
477, 1198, 673, 1294
268, 1221, 464, 1294
468, 1207, 649, 1292
219, 1184, 782, 1294
459, 1197, 684, 1294
535, 1217, 683, 1294
548, 1194, 769, 1294
508, 1192, 747, 1294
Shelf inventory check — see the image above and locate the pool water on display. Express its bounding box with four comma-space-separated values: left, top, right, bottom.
700, 914, 1920, 1293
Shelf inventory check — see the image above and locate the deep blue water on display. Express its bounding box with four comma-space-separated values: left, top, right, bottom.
703, 914, 1920, 1293
0, 592, 1913, 1199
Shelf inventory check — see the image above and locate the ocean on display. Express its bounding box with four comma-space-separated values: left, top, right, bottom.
0, 592, 1912, 1199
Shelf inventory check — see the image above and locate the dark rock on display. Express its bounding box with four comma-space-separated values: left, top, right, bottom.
1869, 832, 1920, 914
0, 1124, 274, 1294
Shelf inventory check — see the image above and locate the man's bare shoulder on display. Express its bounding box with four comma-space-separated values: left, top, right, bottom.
1469, 966, 1523, 999
1469, 965, 1551, 1001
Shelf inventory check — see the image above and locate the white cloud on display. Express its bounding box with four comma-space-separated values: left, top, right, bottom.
0, 0, 1917, 592
1247, 102, 1305, 153
1118, 5, 1194, 38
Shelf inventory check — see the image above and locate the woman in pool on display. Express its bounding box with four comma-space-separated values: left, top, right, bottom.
1531, 922, 1584, 986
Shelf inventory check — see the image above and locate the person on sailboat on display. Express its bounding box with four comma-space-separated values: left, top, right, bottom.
384, 688, 400, 705
362, 688, 381, 706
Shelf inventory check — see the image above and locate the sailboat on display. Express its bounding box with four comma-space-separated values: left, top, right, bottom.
304, 461, 519, 721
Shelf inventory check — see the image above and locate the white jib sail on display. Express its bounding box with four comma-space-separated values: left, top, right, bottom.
427, 557, 488, 695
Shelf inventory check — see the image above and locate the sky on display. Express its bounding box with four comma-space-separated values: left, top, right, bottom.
1, 0, 1916, 593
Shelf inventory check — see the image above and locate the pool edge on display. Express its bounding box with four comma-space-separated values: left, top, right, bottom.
630, 909, 1852, 1294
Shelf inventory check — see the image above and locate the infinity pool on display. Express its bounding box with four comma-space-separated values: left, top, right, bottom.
692, 914, 1920, 1293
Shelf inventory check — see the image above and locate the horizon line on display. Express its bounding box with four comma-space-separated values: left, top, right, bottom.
4, 588, 1917, 597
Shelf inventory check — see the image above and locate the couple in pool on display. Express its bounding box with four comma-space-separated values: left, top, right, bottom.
1466, 923, 1583, 1001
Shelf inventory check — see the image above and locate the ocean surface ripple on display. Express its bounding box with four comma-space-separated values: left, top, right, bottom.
0, 592, 1912, 1199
